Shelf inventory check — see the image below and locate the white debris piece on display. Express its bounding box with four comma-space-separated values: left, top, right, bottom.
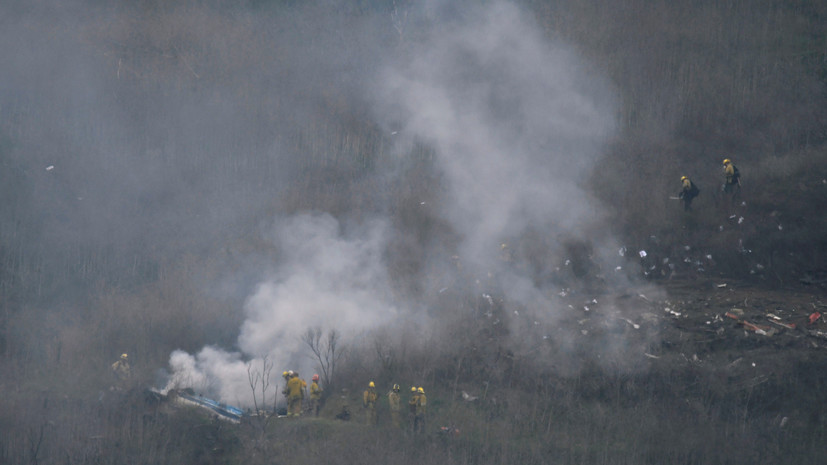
622, 318, 640, 329
684, 245, 691, 251
706, 254, 713, 260
565, 259, 571, 266
618, 247, 626, 257
639, 250, 647, 258
583, 306, 590, 312
738, 217, 744, 224
438, 287, 448, 293
615, 266, 622, 271
778, 224, 783, 230
644, 353, 659, 359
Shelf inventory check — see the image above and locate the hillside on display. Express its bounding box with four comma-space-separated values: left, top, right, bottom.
1, 1, 827, 464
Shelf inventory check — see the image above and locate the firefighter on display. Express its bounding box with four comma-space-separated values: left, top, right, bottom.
281, 370, 292, 404
310, 374, 323, 417
388, 384, 401, 428
722, 158, 741, 195
678, 176, 699, 211
363, 381, 378, 425
414, 387, 427, 434
111, 352, 131, 379
287, 372, 305, 417
408, 386, 419, 432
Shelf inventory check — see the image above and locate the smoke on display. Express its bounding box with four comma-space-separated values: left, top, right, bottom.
164, 213, 401, 404
165, 1, 646, 404
375, 3, 619, 312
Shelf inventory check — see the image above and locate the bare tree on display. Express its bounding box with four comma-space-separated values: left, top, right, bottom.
302, 327, 345, 391
247, 355, 276, 436
390, 0, 410, 42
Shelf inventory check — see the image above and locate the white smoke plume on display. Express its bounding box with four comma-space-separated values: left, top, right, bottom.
165, 214, 399, 406
376, 2, 617, 311
167, 1, 624, 404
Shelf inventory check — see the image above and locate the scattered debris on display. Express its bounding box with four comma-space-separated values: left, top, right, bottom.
808, 312, 821, 325
461, 391, 478, 402
46, 165, 54, 171
725, 312, 775, 336
644, 353, 659, 359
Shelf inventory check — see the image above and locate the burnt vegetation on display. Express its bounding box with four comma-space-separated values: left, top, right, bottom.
2, 1, 827, 464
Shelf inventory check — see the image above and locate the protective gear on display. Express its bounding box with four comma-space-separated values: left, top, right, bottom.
310, 378, 323, 417
111, 355, 131, 381
287, 374, 306, 417
369, 381, 375, 388
679, 176, 699, 211
388, 387, 401, 427
411, 386, 417, 392
363, 384, 378, 425
723, 158, 731, 165
723, 160, 740, 195
414, 390, 427, 433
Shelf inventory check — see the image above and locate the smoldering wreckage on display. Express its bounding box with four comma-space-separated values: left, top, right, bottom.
129, 243, 827, 436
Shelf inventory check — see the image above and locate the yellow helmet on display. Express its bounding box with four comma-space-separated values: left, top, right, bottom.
411, 386, 417, 392
723, 158, 731, 165
121, 353, 128, 359
283, 371, 289, 377
417, 387, 424, 394
680, 176, 687, 181
393, 384, 400, 391
369, 381, 375, 388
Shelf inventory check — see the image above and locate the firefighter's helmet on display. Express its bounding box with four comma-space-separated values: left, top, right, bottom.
723, 158, 731, 165
417, 387, 424, 394
312, 374, 319, 381
369, 381, 375, 388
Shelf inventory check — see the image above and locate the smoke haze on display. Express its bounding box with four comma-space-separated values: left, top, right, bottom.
161, 1, 628, 405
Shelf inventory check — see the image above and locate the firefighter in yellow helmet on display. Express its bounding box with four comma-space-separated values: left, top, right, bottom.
286, 371, 306, 417
388, 384, 401, 428
414, 387, 427, 434
678, 176, 699, 212
722, 158, 741, 196
363, 381, 378, 425
111, 353, 131, 383
408, 386, 419, 432
310, 374, 323, 417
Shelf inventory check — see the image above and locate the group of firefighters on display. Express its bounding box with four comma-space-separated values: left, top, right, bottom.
678, 157, 741, 211
278, 370, 428, 432
365, 381, 428, 432
280, 370, 323, 417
